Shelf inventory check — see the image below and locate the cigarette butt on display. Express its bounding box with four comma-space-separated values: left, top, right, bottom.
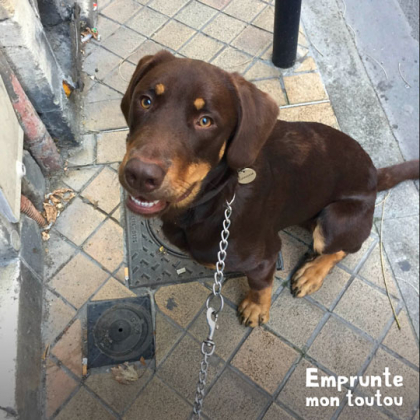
124, 267, 129, 281
177, 267, 186, 275
82, 358, 88, 376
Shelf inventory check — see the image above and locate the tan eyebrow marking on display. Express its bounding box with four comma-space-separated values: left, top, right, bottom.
194, 98, 205, 110
155, 84, 165, 95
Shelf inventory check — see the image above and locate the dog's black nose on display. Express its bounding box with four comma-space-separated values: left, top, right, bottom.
124, 158, 166, 192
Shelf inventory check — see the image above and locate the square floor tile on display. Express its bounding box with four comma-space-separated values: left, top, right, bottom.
253, 79, 287, 106
52, 319, 83, 377
55, 197, 106, 246
149, 0, 190, 17
283, 73, 328, 104
95, 15, 120, 41
84, 82, 122, 103
341, 235, 375, 271
83, 46, 121, 79
102, 60, 135, 94
158, 334, 225, 402
155, 311, 183, 366
189, 305, 247, 360
124, 377, 191, 420
283, 226, 313, 244
127, 40, 165, 65
85, 368, 152, 414
83, 219, 124, 272
50, 253, 109, 309
334, 278, 395, 338
44, 231, 77, 280
277, 232, 309, 280
339, 403, 391, 420
203, 13, 246, 43
102, 27, 146, 59
153, 20, 196, 50
154, 282, 209, 328
253, 6, 274, 32
268, 289, 325, 348
224, 0, 265, 21
175, 1, 217, 29
244, 60, 280, 80
222, 276, 250, 305
55, 387, 116, 420
204, 368, 269, 420
360, 349, 419, 420
296, 57, 317, 72
96, 131, 127, 164
180, 33, 224, 61
308, 316, 373, 377
92, 277, 135, 301
126, 7, 168, 37
200, 0, 232, 9
232, 26, 272, 56
232, 327, 298, 393
262, 403, 295, 420
81, 167, 121, 213
278, 358, 345, 420
83, 100, 127, 131
279, 102, 338, 128
212, 47, 252, 73
101, 0, 142, 24
67, 134, 96, 166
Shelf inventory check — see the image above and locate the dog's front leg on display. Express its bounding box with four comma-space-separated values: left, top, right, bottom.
238, 258, 277, 328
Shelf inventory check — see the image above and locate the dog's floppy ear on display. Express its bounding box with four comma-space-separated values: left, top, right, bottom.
227, 74, 279, 170
121, 50, 175, 125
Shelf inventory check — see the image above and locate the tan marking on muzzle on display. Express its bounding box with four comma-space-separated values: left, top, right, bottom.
194, 98, 205, 110
156, 84, 165, 95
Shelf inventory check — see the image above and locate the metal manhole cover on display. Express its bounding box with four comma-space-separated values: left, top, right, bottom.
87, 297, 154, 368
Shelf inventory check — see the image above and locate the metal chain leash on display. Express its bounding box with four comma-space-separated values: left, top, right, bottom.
192, 194, 236, 419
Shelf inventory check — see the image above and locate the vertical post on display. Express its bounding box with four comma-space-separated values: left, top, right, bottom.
272, 0, 303, 68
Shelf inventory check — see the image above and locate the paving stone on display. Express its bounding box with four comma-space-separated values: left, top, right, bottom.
262, 403, 295, 420
85, 368, 152, 414
81, 167, 121, 213
149, 0, 190, 17
102, 61, 135, 94
203, 13, 246, 43
55, 197, 106, 246
279, 102, 338, 128
360, 349, 419, 420
200, 0, 232, 9
358, 244, 400, 297
83, 99, 127, 131
45, 360, 78, 418
253, 6, 274, 32
339, 403, 392, 420
83, 219, 124, 272
244, 60, 280, 80
283, 73, 328, 104
158, 334, 224, 401
232, 26, 272, 56
153, 20, 196, 51
180, 33, 224, 61
102, 27, 146, 59
204, 367, 269, 420
283, 225, 313, 244
232, 327, 298, 393
111, 205, 122, 225
84, 82, 122, 105
383, 311, 419, 367
253, 79, 287, 106
341, 235, 376, 272
101, 0, 143, 24
67, 134, 96, 166
92, 277, 135, 301
189, 304, 247, 360
44, 231, 77, 280
126, 7, 168, 37
268, 289, 325, 348
308, 316, 373, 377
222, 276, 250, 305
297, 45, 309, 60
83, 46, 121, 79
298, 29, 309, 47
224, 0, 265, 21
63, 167, 101, 191
55, 387, 116, 420
277, 232, 309, 280
50, 253, 109, 309
334, 278, 394, 338
310, 267, 352, 309
155, 311, 183, 366
124, 376, 191, 420
212, 47, 253, 73
296, 56, 317, 72
96, 131, 127, 164
260, 45, 273, 61
278, 358, 345, 420
128, 40, 165, 65
96, 15, 120, 41
52, 319, 83, 377
175, 1, 217, 29
113, 265, 126, 283
154, 282, 209, 328
43, 290, 77, 343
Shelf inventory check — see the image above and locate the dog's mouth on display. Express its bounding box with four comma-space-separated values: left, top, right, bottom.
126, 185, 195, 216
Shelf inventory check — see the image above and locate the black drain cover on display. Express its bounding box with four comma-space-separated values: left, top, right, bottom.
87, 296, 154, 368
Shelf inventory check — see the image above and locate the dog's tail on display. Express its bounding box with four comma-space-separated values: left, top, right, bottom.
377, 160, 419, 192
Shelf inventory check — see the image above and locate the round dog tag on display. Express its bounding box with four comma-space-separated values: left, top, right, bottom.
238, 168, 257, 184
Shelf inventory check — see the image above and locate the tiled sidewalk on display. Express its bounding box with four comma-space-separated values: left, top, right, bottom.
41, 0, 419, 419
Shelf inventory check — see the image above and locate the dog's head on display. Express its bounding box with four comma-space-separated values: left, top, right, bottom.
119, 50, 279, 217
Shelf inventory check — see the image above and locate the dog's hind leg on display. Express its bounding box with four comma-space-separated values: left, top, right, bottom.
291, 198, 374, 298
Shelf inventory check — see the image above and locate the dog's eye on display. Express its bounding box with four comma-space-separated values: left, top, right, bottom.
140, 96, 152, 109
198, 116, 213, 128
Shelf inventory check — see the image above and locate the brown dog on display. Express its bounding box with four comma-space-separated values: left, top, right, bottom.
119, 50, 419, 327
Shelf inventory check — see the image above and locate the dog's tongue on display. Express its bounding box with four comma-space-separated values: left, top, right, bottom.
128, 195, 167, 215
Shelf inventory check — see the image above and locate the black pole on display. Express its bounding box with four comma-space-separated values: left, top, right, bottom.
272, 0, 303, 68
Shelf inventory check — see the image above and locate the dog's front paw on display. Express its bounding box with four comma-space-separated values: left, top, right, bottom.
238, 290, 271, 327
291, 260, 325, 298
